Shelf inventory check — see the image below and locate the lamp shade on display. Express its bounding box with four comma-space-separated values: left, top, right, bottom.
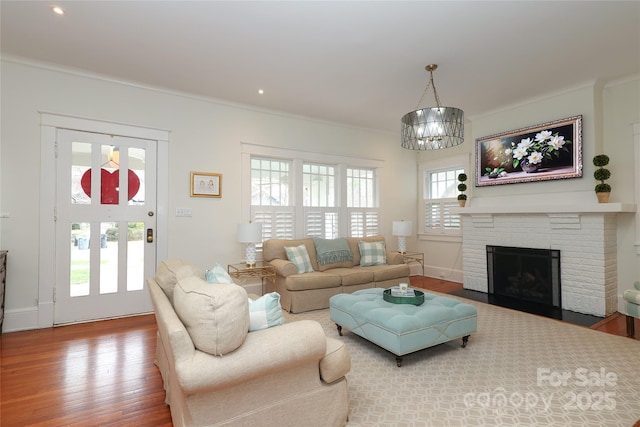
401, 64, 464, 150
401, 107, 464, 150
237, 223, 262, 243
392, 221, 413, 237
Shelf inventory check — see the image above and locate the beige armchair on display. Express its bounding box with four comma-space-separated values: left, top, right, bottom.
148, 259, 351, 427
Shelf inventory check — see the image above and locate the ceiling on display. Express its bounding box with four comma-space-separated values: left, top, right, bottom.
2, 1, 639, 133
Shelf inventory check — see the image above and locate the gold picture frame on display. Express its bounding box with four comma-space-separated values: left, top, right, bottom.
475, 115, 582, 187
190, 172, 222, 198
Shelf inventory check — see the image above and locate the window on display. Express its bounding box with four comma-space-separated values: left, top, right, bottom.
303, 163, 337, 238
250, 158, 294, 240
347, 167, 378, 238
418, 154, 469, 242
242, 144, 382, 243
251, 158, 290, 206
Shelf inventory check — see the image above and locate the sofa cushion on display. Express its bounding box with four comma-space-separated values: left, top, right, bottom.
323, 267, 374, 286
205, 262, 234, 284
284, 272, 342, 291
355, 263, 409, 281
155, 259, 205, 304
248, 292, 284, 331
173, 275, 249, 356
358, 240, 388, 266
285, 244, 315, 273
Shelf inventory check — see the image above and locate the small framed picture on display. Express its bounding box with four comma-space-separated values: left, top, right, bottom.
190, 172, 222, 198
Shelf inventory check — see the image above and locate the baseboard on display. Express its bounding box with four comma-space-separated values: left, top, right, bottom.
2, 306, 39, 333
423, 265, 463, 283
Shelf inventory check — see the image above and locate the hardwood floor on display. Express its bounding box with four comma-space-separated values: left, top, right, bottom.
0, 315, 172, 426
1, 277, 637, 426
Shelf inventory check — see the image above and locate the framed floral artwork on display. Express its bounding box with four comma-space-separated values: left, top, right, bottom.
475, 115, 582, 187
191, 172, 222, 197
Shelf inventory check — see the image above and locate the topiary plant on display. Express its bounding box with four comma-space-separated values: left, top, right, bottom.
593, 154, 611, 203
457, 173, 468, 203
593, 155, 611, 193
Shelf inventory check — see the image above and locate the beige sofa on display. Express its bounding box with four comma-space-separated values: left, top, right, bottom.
263, 236, 410, 313
147, 259, 351, 427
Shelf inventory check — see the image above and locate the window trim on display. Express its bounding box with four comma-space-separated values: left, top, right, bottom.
418, 154, 470, 243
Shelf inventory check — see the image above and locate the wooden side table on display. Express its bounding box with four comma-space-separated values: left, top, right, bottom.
227, 261, 276, 295
401, 251, 424, 276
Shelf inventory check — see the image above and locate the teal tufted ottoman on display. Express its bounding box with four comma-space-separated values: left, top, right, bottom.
329, 288, 477, 366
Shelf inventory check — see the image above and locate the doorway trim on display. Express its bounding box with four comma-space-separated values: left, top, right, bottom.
38, 112, 169, 328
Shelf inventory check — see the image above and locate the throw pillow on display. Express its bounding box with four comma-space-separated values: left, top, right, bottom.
173, 275, 249, 356
205, 262, 234, 284
284, 244, 314, 274
248, 292, 284, 332
358, 240, 387, 266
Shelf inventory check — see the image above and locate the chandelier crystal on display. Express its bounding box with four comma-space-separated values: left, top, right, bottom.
401, 64, 464, 150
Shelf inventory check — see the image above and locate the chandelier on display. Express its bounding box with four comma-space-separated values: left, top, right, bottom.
401, 64, 464, 150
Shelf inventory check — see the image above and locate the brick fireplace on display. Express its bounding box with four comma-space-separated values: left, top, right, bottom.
458, 203, 635, 317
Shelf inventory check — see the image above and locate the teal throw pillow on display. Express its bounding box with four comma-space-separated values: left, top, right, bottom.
248, 292, 284, 332
284, 244, 314, 274
358, 240, 387, 266
205, 262, 234, 284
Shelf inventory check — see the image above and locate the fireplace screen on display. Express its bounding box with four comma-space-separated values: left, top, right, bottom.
487, 246, 561, 308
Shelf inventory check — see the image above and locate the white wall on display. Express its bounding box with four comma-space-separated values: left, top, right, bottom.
0, 58, 417, 331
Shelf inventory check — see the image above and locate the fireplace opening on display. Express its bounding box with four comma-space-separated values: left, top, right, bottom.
487, 245, 561, 309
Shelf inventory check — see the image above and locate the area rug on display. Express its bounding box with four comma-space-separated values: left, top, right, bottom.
285, 296, 640, 426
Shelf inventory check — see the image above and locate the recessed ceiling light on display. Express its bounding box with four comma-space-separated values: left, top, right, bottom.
52, 6, 65, 16
257, 89, 264, 95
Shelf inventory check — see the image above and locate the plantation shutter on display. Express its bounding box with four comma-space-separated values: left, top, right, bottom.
254, 207, 294, 240
304, 209, 338, 239
424, 198, 460, 233
349, 210, 379, 237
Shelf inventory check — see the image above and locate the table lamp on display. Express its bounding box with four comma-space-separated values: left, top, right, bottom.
392, 220, 413, 254
237, 222, 262, 267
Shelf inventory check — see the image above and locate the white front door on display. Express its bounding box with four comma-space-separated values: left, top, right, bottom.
54, 129, 157, 324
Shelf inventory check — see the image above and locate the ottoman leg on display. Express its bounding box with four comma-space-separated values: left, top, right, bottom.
462, 335, 470, 348
395, 356, 403, 367
336, 324, 343, 336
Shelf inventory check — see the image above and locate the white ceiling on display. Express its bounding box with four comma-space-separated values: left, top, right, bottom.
2, 1, 639, 133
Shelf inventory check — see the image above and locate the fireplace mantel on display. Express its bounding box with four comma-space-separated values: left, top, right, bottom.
452, 202, 636, 216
